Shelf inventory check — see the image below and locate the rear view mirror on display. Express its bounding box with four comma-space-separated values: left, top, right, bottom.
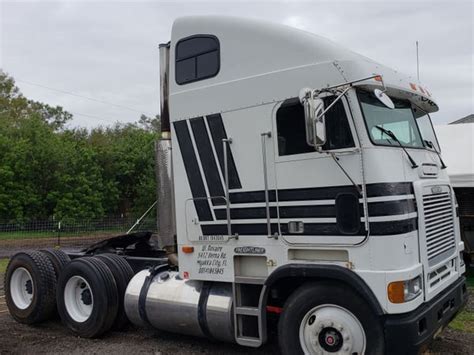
299, 88, 326, 149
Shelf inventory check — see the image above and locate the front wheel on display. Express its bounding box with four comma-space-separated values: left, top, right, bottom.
278, 282, 384, 355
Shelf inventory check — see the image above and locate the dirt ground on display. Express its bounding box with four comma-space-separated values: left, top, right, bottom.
1, 272, 473, 355
0, 235, 114, 258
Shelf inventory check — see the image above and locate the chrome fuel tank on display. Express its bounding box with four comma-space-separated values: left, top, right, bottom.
124, 270, 234, 342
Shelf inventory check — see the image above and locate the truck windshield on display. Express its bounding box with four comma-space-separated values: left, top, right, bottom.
358, 90, 424, 149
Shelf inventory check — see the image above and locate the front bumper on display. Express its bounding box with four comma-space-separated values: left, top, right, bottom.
384, 276, 468, 355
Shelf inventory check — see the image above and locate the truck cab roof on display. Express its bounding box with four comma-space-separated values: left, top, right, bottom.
168, 16, 438, 120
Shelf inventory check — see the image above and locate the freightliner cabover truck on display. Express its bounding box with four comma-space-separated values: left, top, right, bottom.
4, 16, 468, 355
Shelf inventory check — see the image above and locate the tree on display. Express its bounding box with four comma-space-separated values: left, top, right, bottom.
0, 70, 159, 222
0, 70, 72, 130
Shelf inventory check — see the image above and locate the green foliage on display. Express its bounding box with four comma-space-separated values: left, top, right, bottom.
0, 70, 159, 222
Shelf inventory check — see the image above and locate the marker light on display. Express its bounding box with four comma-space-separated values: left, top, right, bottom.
374, 75, 383, 82
182, 246, 194, 253
409, 83, 417, 91
388, 276, 422, 303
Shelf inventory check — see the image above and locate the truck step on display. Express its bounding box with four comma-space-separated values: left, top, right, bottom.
235, 336, 263, 348
235, 306, 259, 316
234, 276, 265, 285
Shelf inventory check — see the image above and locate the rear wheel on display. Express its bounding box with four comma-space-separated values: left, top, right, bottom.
57, 257, 119, 338
278, 282, 384, 355
95, 254, 134, 329
4, 251, 57, 324
40, 249, 71, 280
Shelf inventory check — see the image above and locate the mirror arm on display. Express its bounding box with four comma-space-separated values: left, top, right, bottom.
314, 87, 351, 122
330, 153, 363, 196
322, 74, 387, 93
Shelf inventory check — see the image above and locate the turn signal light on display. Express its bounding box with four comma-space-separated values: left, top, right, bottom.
388, 276, 423, 304
182, 246, 194, 253
387, 281, 405, 304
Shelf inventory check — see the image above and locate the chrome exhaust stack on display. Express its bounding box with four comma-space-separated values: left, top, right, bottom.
156, 42, 176, 255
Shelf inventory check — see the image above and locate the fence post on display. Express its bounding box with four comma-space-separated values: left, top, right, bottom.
57, 221, 61, 247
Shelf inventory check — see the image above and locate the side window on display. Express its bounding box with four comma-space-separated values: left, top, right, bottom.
335, 193, 361, 234
276, 97, 354, 156
175, 35, 220, 85
276, 100, 315, 156
322, 96, 355, 150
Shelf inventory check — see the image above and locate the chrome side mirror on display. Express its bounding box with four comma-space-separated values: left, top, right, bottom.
299, 89, 326, 149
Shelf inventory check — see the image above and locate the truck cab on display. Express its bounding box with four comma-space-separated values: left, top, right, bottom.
156, 16, 467, 354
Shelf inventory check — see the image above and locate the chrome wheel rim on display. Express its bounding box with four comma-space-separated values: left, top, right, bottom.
299, 304, 366, 355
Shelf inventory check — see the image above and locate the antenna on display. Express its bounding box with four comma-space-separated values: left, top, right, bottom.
416, 41, 420, 81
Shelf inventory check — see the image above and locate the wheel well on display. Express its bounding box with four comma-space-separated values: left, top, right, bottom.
263, 264, 383, 317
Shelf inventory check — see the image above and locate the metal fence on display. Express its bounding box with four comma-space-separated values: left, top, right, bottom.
0, 216, 157, 258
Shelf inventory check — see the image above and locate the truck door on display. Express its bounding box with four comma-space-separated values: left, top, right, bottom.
272, 96, 365, 245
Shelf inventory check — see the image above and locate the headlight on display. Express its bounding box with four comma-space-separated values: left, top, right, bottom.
388, 276, 423, 303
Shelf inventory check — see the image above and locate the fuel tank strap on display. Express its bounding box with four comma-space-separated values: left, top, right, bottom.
138, 264, 169, 326
197, 282, 214, 340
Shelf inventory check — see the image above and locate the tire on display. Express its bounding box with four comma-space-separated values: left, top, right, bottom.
278, 281, 384, 355
4, 251, 57, 324
57, 257, 119, 338
40, 249, 71, 280
95, 254, 134, 330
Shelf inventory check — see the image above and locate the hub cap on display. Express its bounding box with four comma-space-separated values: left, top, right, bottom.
10, 267, 34, 309
299, 304, 366, 354
64, 276, 94, 323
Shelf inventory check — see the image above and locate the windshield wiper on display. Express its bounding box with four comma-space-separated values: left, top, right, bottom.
375, 125, 418, 169
424, 140, 447, 169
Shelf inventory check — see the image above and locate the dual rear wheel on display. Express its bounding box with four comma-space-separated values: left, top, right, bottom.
4, 251, 134, 338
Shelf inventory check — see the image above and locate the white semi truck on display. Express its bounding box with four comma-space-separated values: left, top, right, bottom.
4, 16, 468, 355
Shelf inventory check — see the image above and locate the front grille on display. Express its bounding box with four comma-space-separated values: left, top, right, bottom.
423, 190, 456, 265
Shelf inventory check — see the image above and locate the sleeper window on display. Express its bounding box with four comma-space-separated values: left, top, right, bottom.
175, 36, 220, 85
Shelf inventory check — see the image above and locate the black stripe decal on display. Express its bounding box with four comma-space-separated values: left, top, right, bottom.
366, 182, 414, 197
367, 199, 416, 216
215, 205, 343, 220
215, 199, 416, 220
190, 117, 225, 206
206, 114, 242, 189
173, 120, 213, 221
201, 218, 417, 236
229, 182, 413, 204
370, 218, 418, 235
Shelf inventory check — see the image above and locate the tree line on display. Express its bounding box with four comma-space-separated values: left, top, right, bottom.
0, 70, 160, 223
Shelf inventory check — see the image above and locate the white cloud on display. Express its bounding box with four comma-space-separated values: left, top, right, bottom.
1, 0, 472, 126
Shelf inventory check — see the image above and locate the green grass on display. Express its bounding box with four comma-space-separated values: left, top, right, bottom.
450, 308, 474, 333
0, 258, 9, 274
0, 229, 124, 241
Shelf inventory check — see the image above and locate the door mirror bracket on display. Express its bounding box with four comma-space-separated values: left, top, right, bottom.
299, 88, 326, 150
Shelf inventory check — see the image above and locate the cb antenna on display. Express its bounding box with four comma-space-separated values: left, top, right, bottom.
416, 40, 420, 81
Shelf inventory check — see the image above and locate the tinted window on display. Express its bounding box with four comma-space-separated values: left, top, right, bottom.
323, 97, 355, 150
276, 97, 354, 156
276, 100, 315, 156
176, 35, 220, 85
335, 193, 360, 234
